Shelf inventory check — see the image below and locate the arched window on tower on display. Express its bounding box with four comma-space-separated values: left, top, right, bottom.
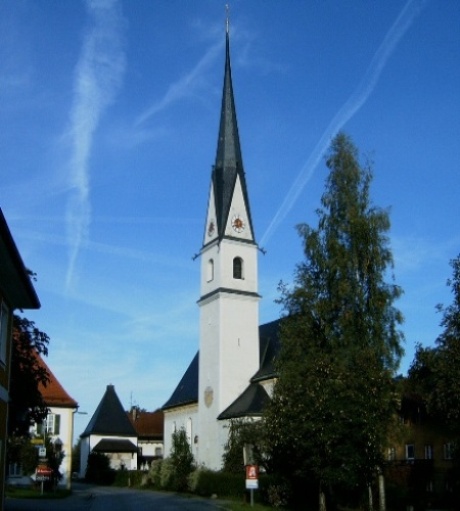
207, 259, 214, 282
233, 257, 243, 280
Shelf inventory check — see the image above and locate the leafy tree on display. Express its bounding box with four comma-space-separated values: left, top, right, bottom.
9, 314, 50, 436
265, 133, 403, 510
222, 419, 267, 473
409, 253, 460, 495
170, 427, 195, 491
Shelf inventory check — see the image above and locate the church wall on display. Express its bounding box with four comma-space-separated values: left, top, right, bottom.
163, 404, 199, 461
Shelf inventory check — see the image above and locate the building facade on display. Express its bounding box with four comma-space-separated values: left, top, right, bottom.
0, 208, 40, 509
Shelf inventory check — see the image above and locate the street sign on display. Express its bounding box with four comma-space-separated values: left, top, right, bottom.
245, 464, 259, 490
38, 447, 46, 457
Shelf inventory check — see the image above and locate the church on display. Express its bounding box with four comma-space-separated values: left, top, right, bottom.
162, 24, 280, 470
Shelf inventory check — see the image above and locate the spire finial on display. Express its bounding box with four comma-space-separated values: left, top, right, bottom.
225, 4, 229, 34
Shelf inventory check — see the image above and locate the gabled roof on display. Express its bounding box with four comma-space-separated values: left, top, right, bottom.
162, 320, 281, 413
37, 354, 78, 409
93, 438, 137, 453
162, 352, 198, 410
128, 408, 164, 441
0, 208, 40, 309
211, 29, 254, 242
81, 384, 137, 438
217, 383, 270, 420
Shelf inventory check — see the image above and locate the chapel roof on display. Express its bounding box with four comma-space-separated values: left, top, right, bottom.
92, 438, 138, 453
37, 354, 78, 409
162, 320, 281, 413
81, 384, 137, 438
217, 383, 270, 420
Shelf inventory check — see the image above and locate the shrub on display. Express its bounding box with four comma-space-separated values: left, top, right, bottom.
170, 428, 195, 491
149, 459, 162, 488
85, 452, 115, 485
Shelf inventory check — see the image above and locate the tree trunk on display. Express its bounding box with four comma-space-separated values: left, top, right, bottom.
378, 471, 386, 511
319, 489, 327, 511
368, 483, 374, 511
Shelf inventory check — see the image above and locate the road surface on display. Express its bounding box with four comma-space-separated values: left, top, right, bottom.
5, 483, 228, 511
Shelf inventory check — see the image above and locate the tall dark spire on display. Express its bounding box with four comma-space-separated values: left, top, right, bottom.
211, 24, 254, 242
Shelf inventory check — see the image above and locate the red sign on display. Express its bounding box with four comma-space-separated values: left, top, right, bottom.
246, 465, 258, 480
37, 467, 53, 476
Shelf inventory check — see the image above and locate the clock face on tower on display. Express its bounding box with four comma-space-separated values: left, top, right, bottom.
231, 214, 245, 233
207, 220, 215, 237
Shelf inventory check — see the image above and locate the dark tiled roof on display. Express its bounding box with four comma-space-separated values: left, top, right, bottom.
81, 384, 137, 438
127, 409, 164, 440
37, 354, 78, 408
217, 383, 270, 420
162, 320, 281, 413
162, 352, 199, 410
251, 319, 281, 383
93, 438, 137, 453
0, 208, 40, 309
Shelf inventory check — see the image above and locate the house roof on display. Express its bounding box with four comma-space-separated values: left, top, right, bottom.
93, 438, 138, 453
127, 408, 164, 440
81, 384, 137, 438
217, 383, 270, 420
162, 320, 281, 413
37, 354, 78, 409
0, 208, 40, 309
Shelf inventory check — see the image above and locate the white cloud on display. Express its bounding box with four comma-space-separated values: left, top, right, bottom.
65, 0, 126, 289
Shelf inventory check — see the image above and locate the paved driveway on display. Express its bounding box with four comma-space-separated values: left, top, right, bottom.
5, 483, 228, 511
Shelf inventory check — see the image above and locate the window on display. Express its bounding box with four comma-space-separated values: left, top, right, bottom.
444, 443, 453, 460
233, 257, 243, 279
424, 444, 433, 460
387, 447, 396, 461
405, 444, 415, 460
0, 301, 10, 365
37, 414, 61, 435
207, 259, 214, 282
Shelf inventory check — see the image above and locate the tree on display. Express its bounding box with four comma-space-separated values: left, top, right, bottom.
170, 428, 195, 492
409, 253, 460, 448
8, 314, 50, 436
265, 133, 404, 510
222, 419, 267, 473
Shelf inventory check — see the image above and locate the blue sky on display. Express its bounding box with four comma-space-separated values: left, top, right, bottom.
1, 0, 459, 440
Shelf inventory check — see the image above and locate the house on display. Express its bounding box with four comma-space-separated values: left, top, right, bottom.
385, 391, 456, 504
80, 384, 138, 477
162, 23, 281, 470
127, 408, 164, 470
0, 208, 40, 509
33, 355, 78, 488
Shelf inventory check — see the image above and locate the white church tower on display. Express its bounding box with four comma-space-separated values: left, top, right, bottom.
197, 22, 261, 469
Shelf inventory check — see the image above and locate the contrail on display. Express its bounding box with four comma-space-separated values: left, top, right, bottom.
135, 38, 224, 127
65, 0, 126, 289
260, 0, 428, 248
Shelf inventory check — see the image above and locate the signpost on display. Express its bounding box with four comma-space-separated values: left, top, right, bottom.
245, 464, 259, 506
36, 464, 52, 495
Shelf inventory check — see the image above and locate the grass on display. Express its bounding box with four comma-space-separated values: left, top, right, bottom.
6, 486, 71, 499
224, 503, 274, 511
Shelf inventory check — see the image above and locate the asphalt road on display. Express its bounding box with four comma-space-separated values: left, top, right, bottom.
5, 483, 228, 511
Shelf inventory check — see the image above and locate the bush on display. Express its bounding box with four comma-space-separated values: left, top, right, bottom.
149, 459, 162, 488
85, 452, 115, 485
170, 428, 195, 491
113, 470, 146, 488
